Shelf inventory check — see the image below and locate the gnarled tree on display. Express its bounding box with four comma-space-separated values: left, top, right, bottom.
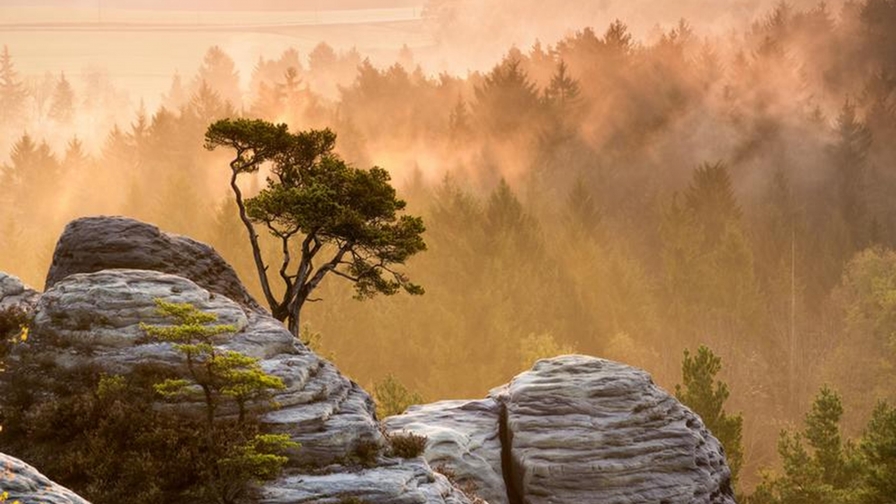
205, 118, 426, 336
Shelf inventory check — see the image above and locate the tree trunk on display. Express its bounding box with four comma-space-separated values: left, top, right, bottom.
287, 298, 303, 338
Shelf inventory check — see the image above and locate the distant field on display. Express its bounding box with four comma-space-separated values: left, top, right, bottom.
0, 0, 425, 11
0, 5, 424, 28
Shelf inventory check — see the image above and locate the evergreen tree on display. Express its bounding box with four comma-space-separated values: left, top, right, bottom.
684, 161, 742, 248
205, 118, 426, 336
543, 60, 583, 137
448, 97, 471, 142
859, 401, 896, 502
544, 60, 581, 109
0, 45, 27, 125
140, 300, 297, 504
473, 56, 541, 135
162, 71, 188, 111
675, 345, 745, 489
63, 136, 89, 173
188, 80, 234, 128
48, 72, 75, 124
195, 46, 241, 108
830, 99, 873, 248
373, 374, 424, 418
752, 387, 860, 504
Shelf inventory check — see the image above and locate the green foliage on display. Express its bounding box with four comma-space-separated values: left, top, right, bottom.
751, 387, 863, 504
804, 387, 848, 486
0, 300, 296, 504
142, 300, 284, 423
205, 118, 426, 336
824, 248, 896, 429
373, 374, 424, 419
676, 345, 744, 489
385, 430, 428, 459
141, 300, 296, 503
0, 364, 211, 504
859, 402, 896, 503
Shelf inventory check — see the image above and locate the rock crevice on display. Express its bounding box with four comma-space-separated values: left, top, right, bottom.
388, 356, 737, 504
496, 397, 523, 504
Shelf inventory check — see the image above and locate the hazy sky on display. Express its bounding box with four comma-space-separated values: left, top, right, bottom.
1, 0, 844, 112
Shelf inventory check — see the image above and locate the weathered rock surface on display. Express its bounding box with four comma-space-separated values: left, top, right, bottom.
44, 216, 262, 312
0, 273, 39, 315
27, 268, 380, 466
261, 459, 473, 504
386, 399, 506, 504
0, 453, 91, 504
386, 355, 736, 504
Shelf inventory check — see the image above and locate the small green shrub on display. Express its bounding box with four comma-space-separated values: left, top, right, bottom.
386, 430, 427, 459
372, 374, 423, 419
351, 438, 382, 468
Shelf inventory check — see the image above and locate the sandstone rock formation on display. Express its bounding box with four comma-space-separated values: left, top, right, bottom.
387, 356, 736, 504
0, 273, 39, 315
2, 217, 473, 504
0, 453, 90, 504
2, 217, 737, 504
386, 399, 507, 504
44, 216, 262, 312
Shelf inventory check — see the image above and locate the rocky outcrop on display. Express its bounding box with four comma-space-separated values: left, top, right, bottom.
3, 217, 737, 504
44, 216, 262, 312
0, 453, 91, 504
261, 459, 473, 504
0, 273, 39, 315
386, 399, 506, 504
4, 215, 472, 503
386, 356, 736, 504
28, 268, 381, 466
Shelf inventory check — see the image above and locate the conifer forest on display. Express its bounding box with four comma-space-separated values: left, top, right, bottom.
1, 1, 896, 501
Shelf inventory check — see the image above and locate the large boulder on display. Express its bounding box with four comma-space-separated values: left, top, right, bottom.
27, 268, 379, 466
387, 356, 736, 504
0, 452, 91, 504
44, 216, 262, 312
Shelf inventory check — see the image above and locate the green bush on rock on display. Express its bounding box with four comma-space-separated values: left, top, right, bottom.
0, 300, 296, 504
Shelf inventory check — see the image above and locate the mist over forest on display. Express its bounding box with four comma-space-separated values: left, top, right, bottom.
2, 0, 896, 498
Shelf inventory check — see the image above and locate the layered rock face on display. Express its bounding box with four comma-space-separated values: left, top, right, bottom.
0, 453, 90, 504
387, 356, 736, 504
2, 216, 472, 504
44, 216, 263, 312
2, 216, 736, 504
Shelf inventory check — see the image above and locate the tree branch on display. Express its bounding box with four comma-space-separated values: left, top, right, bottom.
229, 153, 279, 314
